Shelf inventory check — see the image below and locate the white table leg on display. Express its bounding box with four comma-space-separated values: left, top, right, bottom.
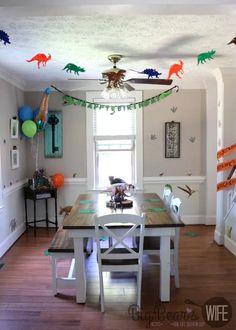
160, 235, 171, 302
73, 237, 86, 303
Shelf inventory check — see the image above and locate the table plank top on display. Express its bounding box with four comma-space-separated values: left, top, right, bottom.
63, 193, 184, 229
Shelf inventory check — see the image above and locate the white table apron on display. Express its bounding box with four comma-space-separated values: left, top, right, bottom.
67, 226, 176, 303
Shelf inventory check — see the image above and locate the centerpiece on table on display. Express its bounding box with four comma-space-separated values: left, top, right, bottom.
106, 185, 133, 210
27, 168, 51, 191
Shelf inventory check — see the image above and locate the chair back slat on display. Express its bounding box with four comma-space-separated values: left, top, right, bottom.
95, 213, 145, 263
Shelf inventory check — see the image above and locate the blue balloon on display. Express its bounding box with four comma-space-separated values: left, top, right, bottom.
44, 87, 51, 95
19, 105, 33, 121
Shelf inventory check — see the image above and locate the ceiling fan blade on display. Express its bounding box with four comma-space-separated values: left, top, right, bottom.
126, 78, 173, 85
123, 82, 135, 91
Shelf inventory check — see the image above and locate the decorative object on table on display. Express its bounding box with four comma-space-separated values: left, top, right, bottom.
167, 60, 184, 79
63, 63, 85, 75
10, 118, 19, 139
28, 168, 51, 190
197, 50, 216, 64
177, 185, 196, 198
228, 36, 236, 45
10, 146, 19, 169
106, 185, 133, 210
0, 30, 10, 45
165, 121, 180, 158
51, 172, 64, 188
44, 110, 63, 158
26, 53, 51, 69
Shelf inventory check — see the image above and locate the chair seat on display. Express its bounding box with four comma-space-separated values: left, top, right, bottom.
101, 248, 139, 265
143, 237, 174, 251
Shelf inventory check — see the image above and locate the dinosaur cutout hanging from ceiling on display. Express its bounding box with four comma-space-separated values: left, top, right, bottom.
26, 53, 51, 69
167, 60, 184, 79
62, 63, 85, 75
197, 50, 216, 64
0, 30, 10, 45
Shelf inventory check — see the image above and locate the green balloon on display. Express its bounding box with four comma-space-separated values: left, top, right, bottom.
22, 120, 37, 138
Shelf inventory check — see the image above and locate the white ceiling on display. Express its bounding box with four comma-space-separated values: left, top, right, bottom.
0, 0, 236, 91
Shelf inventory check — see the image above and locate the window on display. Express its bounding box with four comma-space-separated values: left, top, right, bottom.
86, 92, 143, 190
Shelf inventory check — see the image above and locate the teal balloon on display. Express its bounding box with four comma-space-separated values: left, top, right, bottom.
19, 105, 33, 121
36, 120, 46, 131
22, 120, 37, 138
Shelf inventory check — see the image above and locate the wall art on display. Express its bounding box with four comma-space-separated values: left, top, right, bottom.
165, 121, 180, 158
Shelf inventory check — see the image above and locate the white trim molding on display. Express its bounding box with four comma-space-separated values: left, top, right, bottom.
64, 177, 87, 185
3, 179, 27, 198
144, 176, 206, 184
224, 235, 236, 256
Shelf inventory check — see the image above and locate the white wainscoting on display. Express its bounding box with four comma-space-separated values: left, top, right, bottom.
143, 176, 208, 225
0, 180, 27, 257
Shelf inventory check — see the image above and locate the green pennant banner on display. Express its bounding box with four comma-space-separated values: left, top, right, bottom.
51, 85, 179, 114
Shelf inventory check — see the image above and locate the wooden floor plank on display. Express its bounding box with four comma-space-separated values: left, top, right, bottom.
0, 226, 236, 329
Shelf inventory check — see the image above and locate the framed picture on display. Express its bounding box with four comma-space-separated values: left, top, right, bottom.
10, 118, 19, 139
11, 149, 19, 169
165, 121, 180, 158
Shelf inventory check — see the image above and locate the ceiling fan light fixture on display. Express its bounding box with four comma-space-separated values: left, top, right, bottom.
101, 86, 129, 99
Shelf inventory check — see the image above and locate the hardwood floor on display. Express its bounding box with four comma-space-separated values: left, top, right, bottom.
0, 226, 235, 330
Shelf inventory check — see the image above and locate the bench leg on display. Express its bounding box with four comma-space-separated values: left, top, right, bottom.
52, 257, 57, 295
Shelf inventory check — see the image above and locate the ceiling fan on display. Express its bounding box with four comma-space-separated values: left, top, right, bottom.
100, 54, 173, 92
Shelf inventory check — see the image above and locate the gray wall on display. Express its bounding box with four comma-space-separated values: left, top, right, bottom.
25, 88, 206, 179
0, 79, 28, 188
143, 89, 206, 177
24, 90, 87, 178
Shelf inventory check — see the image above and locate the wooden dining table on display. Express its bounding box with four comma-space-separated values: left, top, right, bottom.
63, 192, 184, 303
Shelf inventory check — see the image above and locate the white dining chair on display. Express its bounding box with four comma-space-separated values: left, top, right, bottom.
162, 184, 174, 209
95, 213, 145, 312
142, 197, 182, 288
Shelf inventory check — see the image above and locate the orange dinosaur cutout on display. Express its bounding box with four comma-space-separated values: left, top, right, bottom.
26, 53, 51, 69
167, 60, 184, 80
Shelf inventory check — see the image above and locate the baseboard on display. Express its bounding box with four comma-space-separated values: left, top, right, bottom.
205, 215, 216, 225
224, 235, 236, 256
181, 215, 206, 225
214, 229, 224, 245
0, 222, 25, 258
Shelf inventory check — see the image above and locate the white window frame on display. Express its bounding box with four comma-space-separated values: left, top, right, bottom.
86, 91, 143, 190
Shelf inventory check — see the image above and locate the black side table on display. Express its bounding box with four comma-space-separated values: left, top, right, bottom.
24, 186, 58, 236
